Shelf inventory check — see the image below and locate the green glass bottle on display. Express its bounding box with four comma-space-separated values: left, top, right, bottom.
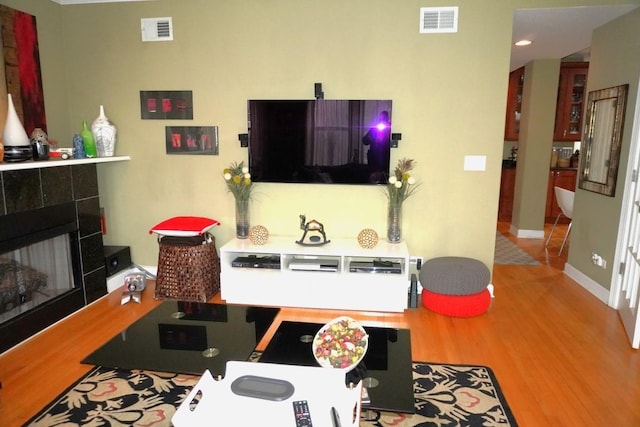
80, 120, 98, 158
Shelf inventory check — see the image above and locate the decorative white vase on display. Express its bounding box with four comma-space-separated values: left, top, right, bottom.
3, 94, 30, 147
91, 105, 117, 157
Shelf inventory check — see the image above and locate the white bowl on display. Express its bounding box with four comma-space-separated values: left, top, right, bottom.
312, 316, 369, 371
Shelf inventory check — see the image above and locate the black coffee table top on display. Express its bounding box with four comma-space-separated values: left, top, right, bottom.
82, 302, 279, 377
259, 321, 414, 414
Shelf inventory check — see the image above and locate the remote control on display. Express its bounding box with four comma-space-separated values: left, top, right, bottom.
293, 400, 313, 426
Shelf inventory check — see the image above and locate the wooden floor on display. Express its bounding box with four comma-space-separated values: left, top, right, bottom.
1, 222, 639, 426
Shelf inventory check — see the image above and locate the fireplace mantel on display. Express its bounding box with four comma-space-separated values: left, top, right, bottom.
0, 156, 130, 352
0, 155, 130, 172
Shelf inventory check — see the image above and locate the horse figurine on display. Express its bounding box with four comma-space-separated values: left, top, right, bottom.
295, 214, 330, 246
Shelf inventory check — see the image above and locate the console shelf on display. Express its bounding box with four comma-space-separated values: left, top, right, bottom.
220, 236, 410, 312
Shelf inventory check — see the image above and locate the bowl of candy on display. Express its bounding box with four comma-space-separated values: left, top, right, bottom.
313, 316, 369, 371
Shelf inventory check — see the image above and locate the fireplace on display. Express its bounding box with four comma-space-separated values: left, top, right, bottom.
0, 163, 108, 353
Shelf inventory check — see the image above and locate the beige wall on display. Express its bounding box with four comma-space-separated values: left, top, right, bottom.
2, 0, 638, 278
568, 8, 640, 289
512, 59, 560, 232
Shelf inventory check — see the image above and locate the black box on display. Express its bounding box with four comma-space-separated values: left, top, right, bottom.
104, 245, 132, 277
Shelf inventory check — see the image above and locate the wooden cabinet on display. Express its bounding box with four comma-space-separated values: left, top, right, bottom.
498, 167, 516, 221
504, 67, 524, 141
546, 169, 577, 222
554, 62, 588, 141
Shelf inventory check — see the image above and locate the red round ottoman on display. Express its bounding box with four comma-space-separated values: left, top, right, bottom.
421, 288, 492, 317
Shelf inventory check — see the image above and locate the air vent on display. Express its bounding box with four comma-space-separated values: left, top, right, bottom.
141, 17, 173, 42
419, 7, 458, 33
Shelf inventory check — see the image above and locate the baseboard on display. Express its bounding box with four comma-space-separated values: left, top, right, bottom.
508, 224, 545, 239
563, 262, 611, 306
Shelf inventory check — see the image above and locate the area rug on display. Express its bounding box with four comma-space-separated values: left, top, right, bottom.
494, 232, 539, 266
25, 360, 517, 426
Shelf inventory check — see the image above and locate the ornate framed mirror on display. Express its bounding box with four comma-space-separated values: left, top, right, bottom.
578, 84, 628, 197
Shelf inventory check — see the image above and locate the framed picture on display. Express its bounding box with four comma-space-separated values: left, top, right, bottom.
165, 126, 219, 155
141, 90, 193, 119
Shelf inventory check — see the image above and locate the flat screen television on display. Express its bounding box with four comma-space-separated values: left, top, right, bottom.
248, 99, 392, 185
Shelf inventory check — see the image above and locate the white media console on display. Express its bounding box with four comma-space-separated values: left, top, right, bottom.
219, 236, 410, 312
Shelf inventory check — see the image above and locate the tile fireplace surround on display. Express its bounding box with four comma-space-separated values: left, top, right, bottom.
0, 157, 129, 353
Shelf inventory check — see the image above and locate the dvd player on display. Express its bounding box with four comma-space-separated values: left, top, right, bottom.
232, 255, 281, 269
289, 258, 339, 272
349, 260, 402, 274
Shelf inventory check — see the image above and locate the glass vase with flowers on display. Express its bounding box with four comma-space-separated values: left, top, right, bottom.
384, 158, 419, 243
223, 161, 254, 239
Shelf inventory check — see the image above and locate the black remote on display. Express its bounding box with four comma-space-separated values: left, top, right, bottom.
293, 400, 313, 426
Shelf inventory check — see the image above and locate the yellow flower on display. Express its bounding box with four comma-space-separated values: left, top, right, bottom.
385, 158, 419, 207
223, 161, 254, 201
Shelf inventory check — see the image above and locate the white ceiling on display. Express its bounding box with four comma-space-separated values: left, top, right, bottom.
511, 5, 639, 71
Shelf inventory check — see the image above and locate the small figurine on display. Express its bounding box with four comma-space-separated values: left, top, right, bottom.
30, 128, 50, 160
296, 214, 330, 246
73, 133, 86, 158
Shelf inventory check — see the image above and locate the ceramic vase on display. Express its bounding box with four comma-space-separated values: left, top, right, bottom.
2, 94, 30, 147
80, 121, 98, 158
91, 105, 117, 157
387, 203, 402, 243
235, 199, 250, 239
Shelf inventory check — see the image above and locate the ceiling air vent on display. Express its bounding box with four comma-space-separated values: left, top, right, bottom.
141, 17, 173, 42
419, 7, 458, 33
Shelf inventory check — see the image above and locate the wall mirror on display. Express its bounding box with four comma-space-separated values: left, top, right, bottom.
578, 84, 628, 197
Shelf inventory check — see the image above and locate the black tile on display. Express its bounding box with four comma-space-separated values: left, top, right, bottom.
0, 173, 5, 215
80, 232, 104, 273
77, 196, 101, 237
83, 266, 107, 304
71, 164, 99, 200
41, 166, 73, 207
3, 169, 42, 213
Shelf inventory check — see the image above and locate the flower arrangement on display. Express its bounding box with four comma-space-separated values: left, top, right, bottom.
223, 161, 253, 201
385, 158, 419, 207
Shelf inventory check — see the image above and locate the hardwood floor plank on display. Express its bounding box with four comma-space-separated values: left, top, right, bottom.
1, 224, 639, 425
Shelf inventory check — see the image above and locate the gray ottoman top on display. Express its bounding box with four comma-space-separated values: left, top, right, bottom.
420, 256, 490, 295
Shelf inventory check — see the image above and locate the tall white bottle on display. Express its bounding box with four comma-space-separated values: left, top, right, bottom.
3, 94, 30, 147
91, 105, 117, 157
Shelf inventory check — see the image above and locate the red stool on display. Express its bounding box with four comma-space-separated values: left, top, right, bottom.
421, 288, 492, 317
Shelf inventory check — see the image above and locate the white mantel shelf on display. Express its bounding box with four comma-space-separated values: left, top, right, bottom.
0, 156, 130, 172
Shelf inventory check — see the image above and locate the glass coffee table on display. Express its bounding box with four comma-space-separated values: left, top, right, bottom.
82, 301, 279, 377
258, 321, 415, 413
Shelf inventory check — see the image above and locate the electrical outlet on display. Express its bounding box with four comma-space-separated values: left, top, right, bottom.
409, 256, 424, 267
591, 252, 607, 269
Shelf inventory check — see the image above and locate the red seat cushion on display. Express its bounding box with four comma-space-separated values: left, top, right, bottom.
150, 216, 220, 236
421, 288, 491, 317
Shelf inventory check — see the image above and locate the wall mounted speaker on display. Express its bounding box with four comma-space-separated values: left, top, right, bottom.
314, 82, 324, 100
238, 133, 249, 147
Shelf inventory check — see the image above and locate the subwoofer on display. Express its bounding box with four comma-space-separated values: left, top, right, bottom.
104, 245, 132, 277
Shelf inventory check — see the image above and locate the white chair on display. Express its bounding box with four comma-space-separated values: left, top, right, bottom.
545, 186, 575, 255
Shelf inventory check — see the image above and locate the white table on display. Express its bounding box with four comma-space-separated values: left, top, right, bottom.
173, 361, 362, 427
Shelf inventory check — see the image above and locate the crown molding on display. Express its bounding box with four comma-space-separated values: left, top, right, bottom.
51, 0, 154, 4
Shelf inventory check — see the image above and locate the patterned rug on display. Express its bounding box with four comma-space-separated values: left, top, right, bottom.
494, 232, 539, 265
25, 360, 517, 426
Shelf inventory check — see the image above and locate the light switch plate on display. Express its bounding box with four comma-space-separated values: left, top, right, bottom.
464, 155, 486, 171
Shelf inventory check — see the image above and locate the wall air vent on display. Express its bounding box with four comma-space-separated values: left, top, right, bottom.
141, 17, 173, 42
419, 7, 458, 33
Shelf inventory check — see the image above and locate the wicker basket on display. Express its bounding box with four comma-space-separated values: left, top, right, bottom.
154, 233, 220, 302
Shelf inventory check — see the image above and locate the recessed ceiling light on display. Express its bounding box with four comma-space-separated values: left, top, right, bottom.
515, 39, 532, 46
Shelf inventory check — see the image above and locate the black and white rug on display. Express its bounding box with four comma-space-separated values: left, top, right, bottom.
494, 232, 539, 266
25, 360, 517, 426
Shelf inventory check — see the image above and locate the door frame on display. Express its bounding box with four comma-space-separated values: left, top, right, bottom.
610, 76, 640, 348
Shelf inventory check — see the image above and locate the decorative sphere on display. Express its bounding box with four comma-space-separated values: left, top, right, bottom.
249, 225, 269, 245
357, 228, 379, 248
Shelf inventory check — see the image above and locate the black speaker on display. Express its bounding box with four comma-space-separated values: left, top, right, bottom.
104, 245, 132, 277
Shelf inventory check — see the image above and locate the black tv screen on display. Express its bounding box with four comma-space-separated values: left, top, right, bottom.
248, 99, 392, 185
